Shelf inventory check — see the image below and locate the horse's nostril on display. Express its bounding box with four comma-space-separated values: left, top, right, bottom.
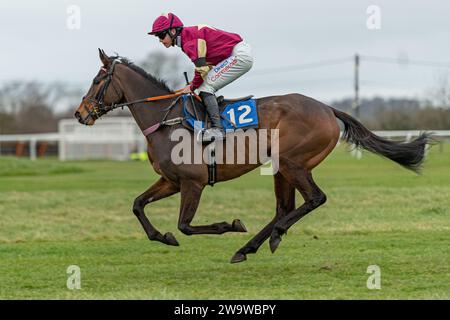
74, 112, 80, 119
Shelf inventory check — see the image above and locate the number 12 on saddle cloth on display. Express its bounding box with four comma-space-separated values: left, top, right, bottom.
183, 95, 259, 131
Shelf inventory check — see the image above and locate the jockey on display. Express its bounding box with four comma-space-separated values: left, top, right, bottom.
148, 13, 253, 142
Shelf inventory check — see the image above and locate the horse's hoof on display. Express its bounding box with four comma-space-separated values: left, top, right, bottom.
269, 234, 281, 253
230, 252, 247, 264
232, 219, 247, 233
163, 232, 179, 246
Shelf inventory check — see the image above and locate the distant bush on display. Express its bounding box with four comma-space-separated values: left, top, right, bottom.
331, 96, 450, 130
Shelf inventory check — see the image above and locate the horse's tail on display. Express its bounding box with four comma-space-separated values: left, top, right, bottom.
331, 107, 431, 173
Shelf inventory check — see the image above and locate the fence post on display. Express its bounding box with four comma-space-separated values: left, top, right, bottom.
30, 139, 37, 161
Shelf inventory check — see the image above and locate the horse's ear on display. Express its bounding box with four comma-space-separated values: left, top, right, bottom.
98, 48, 111, 67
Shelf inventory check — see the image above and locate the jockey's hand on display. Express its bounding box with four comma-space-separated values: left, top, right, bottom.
181, 85, 192, 94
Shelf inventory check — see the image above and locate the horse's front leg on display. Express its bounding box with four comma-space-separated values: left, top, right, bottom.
133, 177, 180, 246
177, 180, 247, 236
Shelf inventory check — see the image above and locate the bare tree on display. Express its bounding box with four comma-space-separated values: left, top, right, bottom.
0, 81, 73, 134
0, 111, 16, 134
428, 71, 450, 108
0, 81, 24, 115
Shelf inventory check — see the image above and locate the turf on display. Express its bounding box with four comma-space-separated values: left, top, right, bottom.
0, 143, 449, 299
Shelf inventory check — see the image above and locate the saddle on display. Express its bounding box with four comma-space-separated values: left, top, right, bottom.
183, 95, 255, 131
217, 95, 254, 106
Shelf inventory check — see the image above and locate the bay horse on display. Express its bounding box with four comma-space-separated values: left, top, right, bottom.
74, 49, 430, 263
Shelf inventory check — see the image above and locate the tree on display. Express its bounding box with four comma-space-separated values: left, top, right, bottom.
331, 96, 450, 130
428, 71, 450, 108
0, 81, 70, 134
0, 111, 16, 134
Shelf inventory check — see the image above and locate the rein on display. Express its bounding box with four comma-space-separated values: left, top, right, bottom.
107, 89, 201, 111
112, 90, 202, 137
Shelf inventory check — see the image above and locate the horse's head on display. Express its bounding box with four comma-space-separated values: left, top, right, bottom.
74, 49, 125, 125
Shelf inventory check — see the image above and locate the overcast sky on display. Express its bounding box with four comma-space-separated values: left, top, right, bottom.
1, 0, 449, 103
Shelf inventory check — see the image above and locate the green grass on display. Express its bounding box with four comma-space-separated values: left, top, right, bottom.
0, 156, 84, 177
0, 143, 449, 299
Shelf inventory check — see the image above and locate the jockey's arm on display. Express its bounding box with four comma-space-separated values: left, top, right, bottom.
185, 39, 210, 91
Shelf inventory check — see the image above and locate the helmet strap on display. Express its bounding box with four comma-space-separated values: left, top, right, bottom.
169, 27, 183, 46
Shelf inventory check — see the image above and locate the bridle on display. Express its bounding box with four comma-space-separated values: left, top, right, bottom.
81, 59, 122, 123
79, 57, 202, 128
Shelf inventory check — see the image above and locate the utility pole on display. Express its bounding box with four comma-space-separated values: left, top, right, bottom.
353, 53, 360, 119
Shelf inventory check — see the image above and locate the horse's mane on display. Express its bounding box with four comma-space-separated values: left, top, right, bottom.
113, 56, 172, 93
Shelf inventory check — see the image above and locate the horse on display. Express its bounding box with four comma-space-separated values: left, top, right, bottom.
74, 49, 430, 263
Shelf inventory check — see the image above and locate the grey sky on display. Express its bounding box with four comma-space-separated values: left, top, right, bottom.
1, 0, 449, 103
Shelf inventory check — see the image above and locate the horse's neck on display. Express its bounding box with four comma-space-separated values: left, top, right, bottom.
117, 67, 170, 132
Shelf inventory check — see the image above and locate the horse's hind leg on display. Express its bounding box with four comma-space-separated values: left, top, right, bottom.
133, 177, 180, 246
269, 165, 327, 253
231, 172, 295, 263
177, 180, 247, 236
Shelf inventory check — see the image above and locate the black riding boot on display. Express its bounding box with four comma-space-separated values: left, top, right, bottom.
200, 92, 224, 142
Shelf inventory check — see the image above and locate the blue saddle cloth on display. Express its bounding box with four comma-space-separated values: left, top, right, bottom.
182, 95, 259, 131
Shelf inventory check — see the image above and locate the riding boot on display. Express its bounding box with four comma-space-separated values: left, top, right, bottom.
200, 92, 224, 142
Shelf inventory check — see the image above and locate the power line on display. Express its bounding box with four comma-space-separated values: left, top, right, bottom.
360, 55, 450, 68
248, 57, 352, 76
248, 55, 450, 78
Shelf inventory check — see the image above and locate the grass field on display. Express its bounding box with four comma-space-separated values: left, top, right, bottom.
0, 143, 449, 299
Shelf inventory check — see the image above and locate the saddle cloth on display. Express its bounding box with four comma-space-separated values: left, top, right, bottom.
182, 95, 259, 131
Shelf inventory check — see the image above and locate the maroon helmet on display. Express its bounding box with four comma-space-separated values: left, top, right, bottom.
148, 13, 184, 35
